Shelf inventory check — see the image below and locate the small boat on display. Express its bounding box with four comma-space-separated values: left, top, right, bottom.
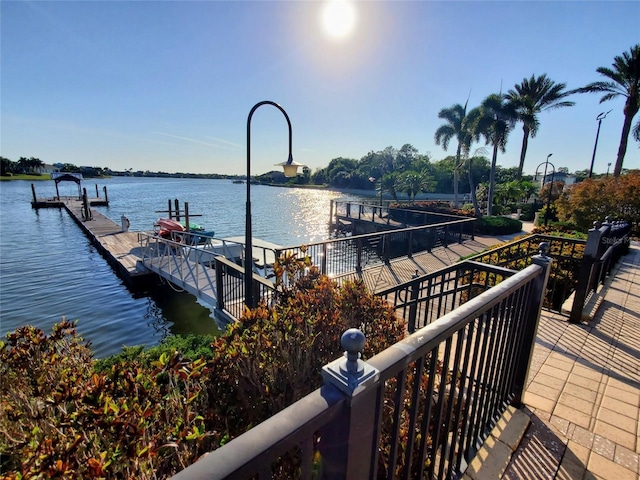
156, 218, 185, 239
179, 220, 205, 231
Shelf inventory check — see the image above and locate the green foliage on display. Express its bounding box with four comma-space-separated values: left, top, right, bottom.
0, 320, 216, 479
475, 216, 523, 235
532, 223, 587, 238
205, 267, 406, 433
555, 172, 640, 236
0, 266, 409, 478
94, 334, 216, 373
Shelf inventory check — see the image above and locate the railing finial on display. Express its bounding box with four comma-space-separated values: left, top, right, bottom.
538, 242, 550, 257
322, 328, 379, 395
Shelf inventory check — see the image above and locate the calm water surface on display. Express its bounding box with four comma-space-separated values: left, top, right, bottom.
0, 177, 358, 357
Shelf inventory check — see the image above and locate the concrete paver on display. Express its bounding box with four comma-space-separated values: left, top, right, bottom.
500, 241, 640, 480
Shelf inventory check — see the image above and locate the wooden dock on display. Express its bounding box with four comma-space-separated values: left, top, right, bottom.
334, 237, 501, 293
60, 199, 154, 289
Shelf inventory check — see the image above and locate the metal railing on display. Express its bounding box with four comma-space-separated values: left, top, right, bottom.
464, 233, 586, 312
569, 219, 631, 322
214, 256, 277, 321
171, 250, 552, 480
331, 200, 473, 231
275, 219, 476, 279
139, 231, 278, 311
377, 260, 519, 333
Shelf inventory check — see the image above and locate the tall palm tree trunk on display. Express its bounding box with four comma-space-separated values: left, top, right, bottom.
614, 100, 639, 177
468, 157, 481, 216
453, 143, 461, 207
517, 125, 530, 180
487, 145, 498, 216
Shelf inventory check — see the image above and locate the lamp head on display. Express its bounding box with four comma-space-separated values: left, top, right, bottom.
547, 153, 553, 160
275, 154, 306, 178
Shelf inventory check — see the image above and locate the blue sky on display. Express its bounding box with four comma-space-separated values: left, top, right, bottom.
2, 1, 638, 176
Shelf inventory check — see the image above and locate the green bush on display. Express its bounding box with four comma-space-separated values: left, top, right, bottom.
475, 216, 523, 235
0, 266, 408, 479
536, 204, 561, 225
515, 203, 536, 221
0, 320, 216, 479
94, 334, 216, 372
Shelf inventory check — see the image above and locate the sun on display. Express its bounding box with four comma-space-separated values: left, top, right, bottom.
321, 0, 357, 39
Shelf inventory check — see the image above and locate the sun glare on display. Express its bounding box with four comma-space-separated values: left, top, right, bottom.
321, 0, 357, 39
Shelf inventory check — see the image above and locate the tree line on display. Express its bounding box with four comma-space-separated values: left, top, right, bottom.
3, 45, 637, 213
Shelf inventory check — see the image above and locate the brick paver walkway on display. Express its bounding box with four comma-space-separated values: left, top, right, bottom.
505, 242, 640, 479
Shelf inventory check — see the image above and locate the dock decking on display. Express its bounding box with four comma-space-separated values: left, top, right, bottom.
333, 237, 499, 293
60, 199, 154, 288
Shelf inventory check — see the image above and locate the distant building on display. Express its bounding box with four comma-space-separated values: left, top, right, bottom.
532, 171, 577, 188
38, 164, 61, 175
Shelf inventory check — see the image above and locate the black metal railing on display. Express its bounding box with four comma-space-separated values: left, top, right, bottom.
275, 219, 476, 279
214, 256, 277, 322
377, 260, 519, 333
331, 200, 474, 232
171, 251, 552, 480
464, 234, 586, 312
570, 219, 631, 322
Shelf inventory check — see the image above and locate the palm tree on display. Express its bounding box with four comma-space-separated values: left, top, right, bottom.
398, 171, 435, 201
476, 94, 517, 216
434, 102, 472, 208
577, 44, 640, 177
505, 74, 575, 179
380, 172, 399, 201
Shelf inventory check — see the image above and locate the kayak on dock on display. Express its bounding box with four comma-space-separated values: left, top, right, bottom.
155, 218, 185, 239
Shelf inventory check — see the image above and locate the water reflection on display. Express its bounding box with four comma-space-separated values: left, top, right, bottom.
0, 178, 364, 357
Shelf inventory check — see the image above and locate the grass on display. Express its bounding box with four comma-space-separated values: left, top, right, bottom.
0, 174, 51, 181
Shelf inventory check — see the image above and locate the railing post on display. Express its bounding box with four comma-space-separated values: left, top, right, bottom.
408, 230, 414, 257
569, 221, 606, 323
215, 257, 225, 312
407, 270, 420, 333
322, 243, 328, 275
356, 238, 363, 273
513, 242, 552, 407
320, 329, 380, 480
329, 199, 334, 231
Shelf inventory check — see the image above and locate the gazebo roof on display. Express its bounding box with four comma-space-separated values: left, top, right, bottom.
51, 172, 83, 184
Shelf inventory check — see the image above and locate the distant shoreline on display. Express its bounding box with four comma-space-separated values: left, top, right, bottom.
264, 182, 456, 201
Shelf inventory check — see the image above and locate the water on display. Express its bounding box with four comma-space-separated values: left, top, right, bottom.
0, 177, 358, 357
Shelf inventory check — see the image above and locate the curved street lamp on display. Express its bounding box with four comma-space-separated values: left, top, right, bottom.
535, 153, 555, 226
588, 110, 612, 178
245, 101, 304, 308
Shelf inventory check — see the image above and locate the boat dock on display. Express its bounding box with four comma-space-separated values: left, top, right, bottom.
42, 198, 155, 289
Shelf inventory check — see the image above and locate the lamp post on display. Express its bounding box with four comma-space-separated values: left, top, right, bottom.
535, 153, 555, 226
606, 162, 611, 178
588, 110, 612, 178
245, 101, 303, 308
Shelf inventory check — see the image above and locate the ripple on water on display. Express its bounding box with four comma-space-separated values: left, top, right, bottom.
1, 178, 363, 357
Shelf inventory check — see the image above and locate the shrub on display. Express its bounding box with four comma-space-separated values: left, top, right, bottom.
555, 171, 640, 236
204, 267, 406, 435
0, 320, 216, 479
515, 202, 536, 221
475, 216, 523, 235
0, 267, 408, 478
94, 334, 216, 372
